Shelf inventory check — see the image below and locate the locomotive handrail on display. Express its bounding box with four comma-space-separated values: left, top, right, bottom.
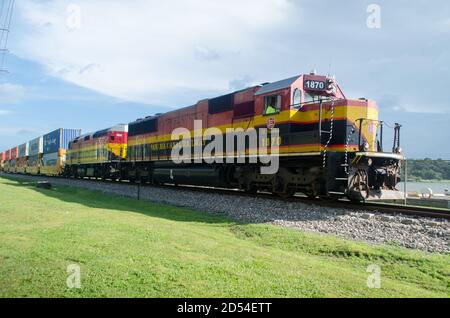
356, 118, 383, 152
355, 118, 402, 154
293, 98, 347, 147
290, 98, 347, 109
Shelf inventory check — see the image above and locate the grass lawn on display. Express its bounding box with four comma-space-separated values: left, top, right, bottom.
0, 176, 448, 298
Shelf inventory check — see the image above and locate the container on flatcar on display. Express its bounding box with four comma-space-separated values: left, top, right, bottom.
0, 151, 5, 172
16, 142, 30, 174
43, 129, 81, 154
3, 149, 11, 172
8, 147, 18, 173
41, 128, 81, 175
18, 143, 29, 158
28, 136, 44, 175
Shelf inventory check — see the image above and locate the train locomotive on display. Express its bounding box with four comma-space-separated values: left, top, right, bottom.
1, 72, 404, 202
66, 124, 128, 179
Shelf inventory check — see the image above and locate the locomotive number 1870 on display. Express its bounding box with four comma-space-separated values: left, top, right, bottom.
304, 80, 326, 91
261, 136, 282, 147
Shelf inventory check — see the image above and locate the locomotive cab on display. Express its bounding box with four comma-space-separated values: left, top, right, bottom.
213, 72, 403, 201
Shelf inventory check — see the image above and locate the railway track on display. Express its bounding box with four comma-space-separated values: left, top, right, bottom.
2, 172, 450, 220
303, 199, 450, 220
159, 184, 450, 220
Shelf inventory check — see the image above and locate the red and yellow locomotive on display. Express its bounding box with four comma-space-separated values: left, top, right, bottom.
66, 124, 128, 178
122, 72, 403, 201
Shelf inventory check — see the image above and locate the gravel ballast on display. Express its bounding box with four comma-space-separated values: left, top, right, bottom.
3, 174, 449, 254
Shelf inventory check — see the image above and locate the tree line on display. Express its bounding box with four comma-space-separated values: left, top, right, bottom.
404, 159, 450, 181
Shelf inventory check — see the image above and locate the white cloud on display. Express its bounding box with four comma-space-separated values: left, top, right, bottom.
0, 83, 25, 104
14, 0, 295, 105
0, 128, 30, 135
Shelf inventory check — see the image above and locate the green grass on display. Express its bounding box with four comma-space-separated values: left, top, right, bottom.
0, 177, 448, 298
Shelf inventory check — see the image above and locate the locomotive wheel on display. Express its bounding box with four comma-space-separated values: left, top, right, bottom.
244, 184, 258, 194
318, 195, 341, 202
277, 189, 296, 199
304, 191, 317, 199
349, 169, 370, 200
303, 182, 320, 199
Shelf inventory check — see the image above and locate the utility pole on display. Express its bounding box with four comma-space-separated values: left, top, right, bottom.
404, 158, 407, 206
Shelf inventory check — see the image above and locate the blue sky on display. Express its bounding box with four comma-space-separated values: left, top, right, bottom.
0, 0, 449, 159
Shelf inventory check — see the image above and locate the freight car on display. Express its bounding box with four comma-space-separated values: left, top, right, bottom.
0, 151, 5, 172
1, 129, 81, 177
40, 128, 81, 176
16, 142, 29, 174
7, 147, 18, 173
27, 136, 44, 175
3, 149, 11, 172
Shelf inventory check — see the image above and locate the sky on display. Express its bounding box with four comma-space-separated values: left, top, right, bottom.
0, 0, 449, 159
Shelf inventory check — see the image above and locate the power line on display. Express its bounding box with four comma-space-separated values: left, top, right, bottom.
0, 0, 15, 75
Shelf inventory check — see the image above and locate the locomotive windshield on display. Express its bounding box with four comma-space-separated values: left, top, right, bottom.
304, 92, 333, 104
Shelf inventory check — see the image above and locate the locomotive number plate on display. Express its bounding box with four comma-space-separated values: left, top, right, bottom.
304, 80, 326, 91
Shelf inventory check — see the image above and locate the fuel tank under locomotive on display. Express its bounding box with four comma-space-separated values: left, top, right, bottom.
148, 158, 327, 198
151, 162, 234, 188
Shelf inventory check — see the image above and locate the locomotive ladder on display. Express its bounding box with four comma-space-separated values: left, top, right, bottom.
319, 99, 335, 169
319, 99, 350, 195
332, 127, 356, 193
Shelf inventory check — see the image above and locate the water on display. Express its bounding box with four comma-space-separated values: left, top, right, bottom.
398, 182, 450, 194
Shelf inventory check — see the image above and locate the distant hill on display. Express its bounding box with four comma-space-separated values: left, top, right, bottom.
404, 159, 450, 181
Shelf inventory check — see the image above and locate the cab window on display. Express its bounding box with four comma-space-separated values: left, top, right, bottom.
305, 92, 332, 103
293, 88, 302, 108
305, 92, 315, 103
264, 95, 281, 115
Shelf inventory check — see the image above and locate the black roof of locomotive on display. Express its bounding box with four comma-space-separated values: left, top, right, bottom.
255, 75, 299, 96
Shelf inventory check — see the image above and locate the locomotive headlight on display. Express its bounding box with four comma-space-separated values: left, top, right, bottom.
326, 78, 336, 96
363, 142, 370, 151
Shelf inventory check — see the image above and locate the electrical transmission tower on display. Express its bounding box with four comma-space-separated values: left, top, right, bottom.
0, 0, 15, 75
